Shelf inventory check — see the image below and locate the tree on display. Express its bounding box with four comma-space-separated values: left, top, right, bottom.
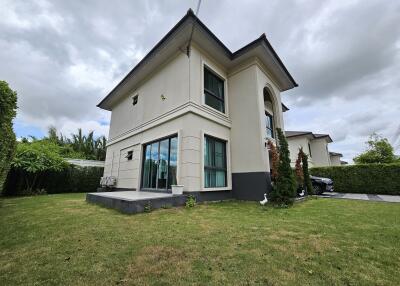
11, 141, 67, 193
354, 133, 397, 164
269, 128, 297, 205
300, 148, 313, 195
44, 127, 107, 161
0, 81, 17, 194
267, 140, 279, 181
295, 150, 304, 187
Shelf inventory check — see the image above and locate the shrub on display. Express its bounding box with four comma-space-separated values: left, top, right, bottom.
310, 164, 400, 195
0, 81, 18, 194
185, 195, 196, 208
301, 150, 313, 195
294, 150, 303, 186
267, 140, 279, 181
269, 128, 297, 205
4, 165, 104, 196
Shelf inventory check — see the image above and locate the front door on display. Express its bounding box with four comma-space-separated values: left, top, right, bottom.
141, 135, 177, 191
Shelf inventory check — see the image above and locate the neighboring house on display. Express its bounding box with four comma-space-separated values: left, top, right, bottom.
66, 159, 105, 168
97, 10, 297, 201
329, 152, 343, 166
285, 131, 341, 167
340, 160, 348, 165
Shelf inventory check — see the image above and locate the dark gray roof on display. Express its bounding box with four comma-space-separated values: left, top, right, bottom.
98, 9, 298, 110
285, 130, 333, 143
281, 102, 289, 112
285, 131, 313, 137
329, 151, 343, 157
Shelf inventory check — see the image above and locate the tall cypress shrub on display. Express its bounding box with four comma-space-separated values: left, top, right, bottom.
269, 128, 297, 205
300, 149, 313, 195
0, 81, 17, 194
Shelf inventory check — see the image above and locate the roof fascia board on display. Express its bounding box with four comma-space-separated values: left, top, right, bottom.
98, 9, 297, 110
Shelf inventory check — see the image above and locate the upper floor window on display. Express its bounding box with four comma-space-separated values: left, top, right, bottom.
308, 143, 312, 157
204, 67, 225, 113
265, 112, 274, 138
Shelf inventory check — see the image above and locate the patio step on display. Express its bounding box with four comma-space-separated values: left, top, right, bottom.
86, 191, 187, 214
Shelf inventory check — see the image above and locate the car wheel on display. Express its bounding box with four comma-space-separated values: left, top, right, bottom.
313, 184, 323, 195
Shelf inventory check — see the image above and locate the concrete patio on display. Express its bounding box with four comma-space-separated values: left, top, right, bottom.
86, 191, 187, 214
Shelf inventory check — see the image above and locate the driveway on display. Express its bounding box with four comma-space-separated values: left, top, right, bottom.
320, 192, 400, 203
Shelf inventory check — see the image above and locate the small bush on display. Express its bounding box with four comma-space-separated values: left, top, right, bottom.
185, 195, 196, 208
310, 164, 400, 195
144, 201, 152, 213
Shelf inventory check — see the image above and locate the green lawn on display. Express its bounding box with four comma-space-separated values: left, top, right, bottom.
1, 194, 399, 285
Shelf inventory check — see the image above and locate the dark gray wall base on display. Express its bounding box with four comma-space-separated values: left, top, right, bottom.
86, 193, 187, 214
87, 190, 233, 215
89, 174, 271, 215
232, 172, 272, 201
96, 187, 136, 192
187, 190, 233, 203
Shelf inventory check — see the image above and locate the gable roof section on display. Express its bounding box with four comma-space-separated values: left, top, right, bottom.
329, 151, 343, 157
285, 131, 333, 143
281, 102, 290, 112
98, 9, 297, 110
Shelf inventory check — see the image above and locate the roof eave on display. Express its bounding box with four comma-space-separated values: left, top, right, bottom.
97, 9, 298, 110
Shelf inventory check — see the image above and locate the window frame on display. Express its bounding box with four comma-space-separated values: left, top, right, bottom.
202, 62, 228, 115
203, 134, 228, 189
265, 111, 274, 139
140, 133, 178, 191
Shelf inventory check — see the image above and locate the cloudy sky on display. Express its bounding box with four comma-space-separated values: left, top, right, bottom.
1, 0, 399, 162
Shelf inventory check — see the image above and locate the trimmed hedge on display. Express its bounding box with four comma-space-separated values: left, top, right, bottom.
310, 164, 400, 195
4, 165, 103, 196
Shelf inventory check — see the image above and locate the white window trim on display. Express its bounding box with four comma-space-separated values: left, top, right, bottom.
264, 109, 275, 141
200, 130, 232, 192
201, 59, 229, 117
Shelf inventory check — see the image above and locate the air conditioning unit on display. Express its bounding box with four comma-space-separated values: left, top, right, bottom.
100, 176, 117, 188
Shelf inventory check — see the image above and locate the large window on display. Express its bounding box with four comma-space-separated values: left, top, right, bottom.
265, 112, 274, 139
142, 135, 177, 190
204, 67, 225, 113
204, 135, 227, 188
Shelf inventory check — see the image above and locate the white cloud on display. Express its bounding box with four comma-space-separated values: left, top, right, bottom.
0, 0, 399, 162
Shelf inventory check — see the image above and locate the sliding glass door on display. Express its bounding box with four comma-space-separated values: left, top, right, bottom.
141, 135, 177, 191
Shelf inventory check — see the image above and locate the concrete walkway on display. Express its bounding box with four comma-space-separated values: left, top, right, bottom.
320, 192, 400, 203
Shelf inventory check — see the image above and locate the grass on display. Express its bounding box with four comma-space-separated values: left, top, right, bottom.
0, 194, 399, 285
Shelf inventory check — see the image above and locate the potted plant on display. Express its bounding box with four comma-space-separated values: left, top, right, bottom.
171, 184, 184, 195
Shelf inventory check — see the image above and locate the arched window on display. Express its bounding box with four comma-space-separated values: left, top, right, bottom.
263, 87, 275, 139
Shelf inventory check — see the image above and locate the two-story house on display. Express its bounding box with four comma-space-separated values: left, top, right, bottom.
285, 131, 343, 167
98, 10, 297, 201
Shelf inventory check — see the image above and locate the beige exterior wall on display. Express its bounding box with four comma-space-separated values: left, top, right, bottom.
310, 138, 331, 167
287, 136, 332, 167
104, 45, 283, 191
104, 112, 231, 192
330, 154, 341, 166
108, 52, 189, 141
287, 136, 314, 167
